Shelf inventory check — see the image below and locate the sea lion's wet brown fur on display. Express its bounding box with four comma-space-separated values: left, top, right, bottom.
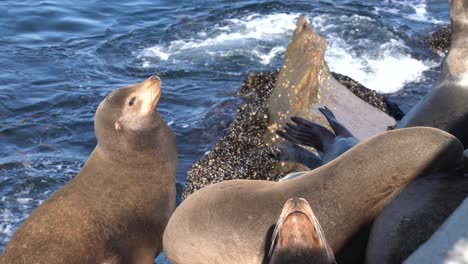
268, 198, 335, 264
0, 76, 177, 264
163, 127, 463, 264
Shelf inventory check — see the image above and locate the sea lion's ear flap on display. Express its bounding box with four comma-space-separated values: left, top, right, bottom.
114, 121, 122, 131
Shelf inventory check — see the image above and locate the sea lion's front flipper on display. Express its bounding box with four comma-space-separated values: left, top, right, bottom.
319, 107, 354, 138
278, 107, 359, 164
277, 116, 335, 152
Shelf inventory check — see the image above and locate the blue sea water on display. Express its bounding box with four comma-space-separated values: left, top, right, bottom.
0, 0, 449, 262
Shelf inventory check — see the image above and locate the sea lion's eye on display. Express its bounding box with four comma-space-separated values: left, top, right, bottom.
128, 96, 136, 107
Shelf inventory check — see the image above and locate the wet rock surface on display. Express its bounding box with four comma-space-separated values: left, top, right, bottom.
183, 71, 281, 199
183, 70, 403, 198
265, 17, 327, 136
265, 17, 396, 146
331, 72, 404, 121
427, 25, 451, 54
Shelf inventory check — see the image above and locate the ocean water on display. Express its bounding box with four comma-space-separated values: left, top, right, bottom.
0, 0, 449, 262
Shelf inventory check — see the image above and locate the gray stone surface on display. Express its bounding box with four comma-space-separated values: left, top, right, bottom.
404, 198, 468, 264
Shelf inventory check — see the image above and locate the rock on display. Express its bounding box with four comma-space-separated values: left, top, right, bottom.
264, 16, 395, 162
427, 25, 451, 54
265, 16, 327, 128
182, 71, 282, 199
183, 17, 397, 198
331, 72, 404, 121
404, 197, 468, 264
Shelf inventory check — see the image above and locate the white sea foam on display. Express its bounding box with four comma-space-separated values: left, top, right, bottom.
310, 14, 438, 93
140, 10, 439, 93
16, 197, 33, 204
379, 0, 445, 24
139, 13, 299, 64
0, 208, 20, 240
141, 46, 170, 61
252, 46, 286, 65
325, 37, 435, 93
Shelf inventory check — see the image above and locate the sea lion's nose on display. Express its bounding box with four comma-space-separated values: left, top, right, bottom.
288, 197, 302, 208
141, 75, 162, 90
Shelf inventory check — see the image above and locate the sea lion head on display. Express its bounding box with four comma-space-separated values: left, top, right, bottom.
95, 75, 167, 159
268, 198, 335, 264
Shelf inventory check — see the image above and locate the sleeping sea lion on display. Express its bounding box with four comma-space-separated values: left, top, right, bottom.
163, 127, 463, 264
279, 109, 468, 264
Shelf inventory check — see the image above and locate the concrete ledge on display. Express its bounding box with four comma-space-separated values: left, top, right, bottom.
404, 197, 468, 264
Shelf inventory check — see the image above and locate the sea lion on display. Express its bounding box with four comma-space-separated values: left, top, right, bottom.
268, 197, 335, 264
0, 76, 177, 264
366, 171, 468, 264
396, 0, 468, 147
163, 127, 463, 264
277, 107, 358, 165
278, 111, 468, 263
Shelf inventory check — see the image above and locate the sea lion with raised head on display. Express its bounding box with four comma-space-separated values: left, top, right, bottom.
396, 0, 468, 147
268, 197, 335, 264
0, 76, 177, 264
163, 127, 463, 264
